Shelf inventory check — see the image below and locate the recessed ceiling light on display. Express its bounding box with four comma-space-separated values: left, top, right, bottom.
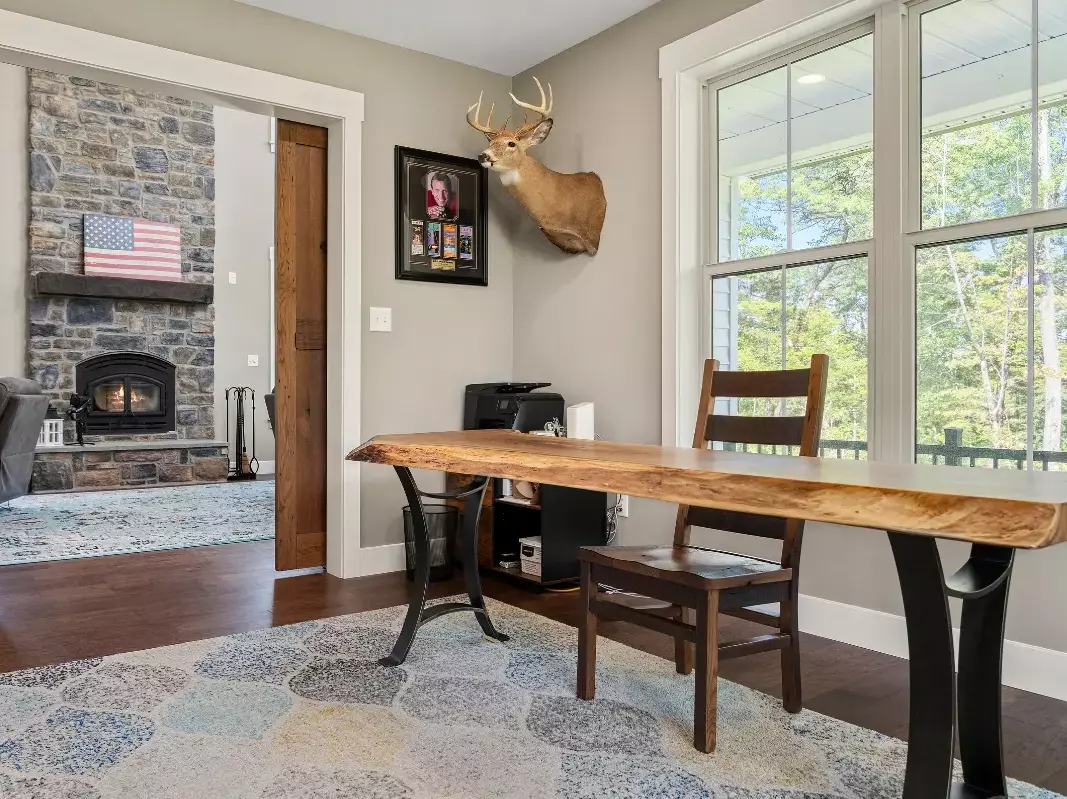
797, 74, 826, 85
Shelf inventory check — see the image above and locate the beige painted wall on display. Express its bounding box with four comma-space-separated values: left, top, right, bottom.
510, 0, 1067, 653
213, 106, 275, 464
0, 63, 26, 379
0, 0, 516, 548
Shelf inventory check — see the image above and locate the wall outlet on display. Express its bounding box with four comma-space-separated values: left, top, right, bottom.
247, 354, 259, 367
369, 307, 392, 332
618, 495, 629, 518
228, 271, 237, 285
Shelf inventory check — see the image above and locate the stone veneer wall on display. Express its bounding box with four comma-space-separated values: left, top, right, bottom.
26, 70, 216, 441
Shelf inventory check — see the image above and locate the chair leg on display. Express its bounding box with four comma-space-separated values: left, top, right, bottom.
781, 597, 802, 714
577, 560, 597, 701
694, 590, 720, 753
675, 605, 694, 675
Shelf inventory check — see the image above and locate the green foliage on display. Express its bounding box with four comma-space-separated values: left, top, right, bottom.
728, 104, 1067, 459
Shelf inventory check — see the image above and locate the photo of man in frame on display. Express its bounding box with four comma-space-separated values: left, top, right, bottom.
426, 171, 459, 221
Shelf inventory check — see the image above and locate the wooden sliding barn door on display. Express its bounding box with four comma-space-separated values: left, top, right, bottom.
275, 121, 328, 570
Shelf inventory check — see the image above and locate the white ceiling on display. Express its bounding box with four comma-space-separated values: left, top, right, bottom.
235, 0, 661, 75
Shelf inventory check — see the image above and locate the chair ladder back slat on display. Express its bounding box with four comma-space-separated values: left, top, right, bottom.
685, 506, 789, 541
707, 367, 812, 398
704, 415, 805, 448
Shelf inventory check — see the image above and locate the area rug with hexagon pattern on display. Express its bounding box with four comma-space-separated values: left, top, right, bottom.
0, 480, 274, 565
0, 597, 1059, 799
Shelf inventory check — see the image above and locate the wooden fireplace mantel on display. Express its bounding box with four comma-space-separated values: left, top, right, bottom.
34, 273, 213, 305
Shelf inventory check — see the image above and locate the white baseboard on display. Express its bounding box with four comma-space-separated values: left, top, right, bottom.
360, 543, 406, 576
229, 460, 275, 475
798, 593, 1067, 702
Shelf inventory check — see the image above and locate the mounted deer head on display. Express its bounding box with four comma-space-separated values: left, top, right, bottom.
467, 78, 606, 256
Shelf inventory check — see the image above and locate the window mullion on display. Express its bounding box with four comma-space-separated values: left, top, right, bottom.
780, 267, 788, 373
1031, 0, 1039, 214
705, 239, 873, 277
905, 206, 1067, 248
786, 61, 793, 253
1027, 229, 1036, 471
870, 1, 911, 464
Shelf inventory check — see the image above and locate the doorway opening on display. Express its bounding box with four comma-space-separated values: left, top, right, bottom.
0, 65, 290, 566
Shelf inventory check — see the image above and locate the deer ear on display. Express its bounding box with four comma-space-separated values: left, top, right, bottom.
521, 119, 553, 147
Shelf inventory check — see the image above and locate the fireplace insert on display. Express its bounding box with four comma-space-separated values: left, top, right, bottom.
74, 352, 176, 434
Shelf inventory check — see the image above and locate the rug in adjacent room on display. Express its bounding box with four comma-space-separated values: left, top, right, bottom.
0, 598, 1059, 798
0, 480, 274, 565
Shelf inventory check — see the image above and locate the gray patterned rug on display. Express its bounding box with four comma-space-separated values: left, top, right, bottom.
0, 598, 1058, 799
0, 481, 274, 565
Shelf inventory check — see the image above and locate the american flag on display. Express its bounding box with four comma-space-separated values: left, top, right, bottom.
83, 214, 182, 282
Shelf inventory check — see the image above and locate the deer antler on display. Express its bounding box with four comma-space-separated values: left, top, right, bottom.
467, 92, 502, 141
510, 77, 553, 135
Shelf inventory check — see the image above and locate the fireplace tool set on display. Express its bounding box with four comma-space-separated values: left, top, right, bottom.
225, 386, 259, 481
65, 393, 93, 446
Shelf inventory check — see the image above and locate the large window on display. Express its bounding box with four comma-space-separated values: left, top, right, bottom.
708, 25, 874, 452
703, 0, 1067, 471
913, 0, 1067, 469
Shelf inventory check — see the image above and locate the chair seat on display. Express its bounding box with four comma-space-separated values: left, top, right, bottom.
580, 545, 791, 590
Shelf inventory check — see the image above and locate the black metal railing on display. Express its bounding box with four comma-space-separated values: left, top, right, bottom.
724, 427, 1067, 470
917, 427, 1067, 471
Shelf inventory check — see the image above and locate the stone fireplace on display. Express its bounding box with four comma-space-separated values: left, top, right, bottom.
26, 69, 229, 491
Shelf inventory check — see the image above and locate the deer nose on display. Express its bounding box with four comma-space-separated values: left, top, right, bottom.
478, 152, 493, 166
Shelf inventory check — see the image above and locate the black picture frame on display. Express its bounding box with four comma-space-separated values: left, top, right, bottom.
395, 146, 488, 286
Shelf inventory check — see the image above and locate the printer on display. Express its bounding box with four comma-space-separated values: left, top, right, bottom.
463, 383, 565, 433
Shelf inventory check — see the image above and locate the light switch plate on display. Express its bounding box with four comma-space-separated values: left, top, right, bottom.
618, 495, 629, 517
369, 307, 392, 332
247, 354, 259, 367
228, 272, 237, 285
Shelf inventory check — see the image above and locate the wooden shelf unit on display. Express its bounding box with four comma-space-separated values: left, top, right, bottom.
446, 473, 607, 588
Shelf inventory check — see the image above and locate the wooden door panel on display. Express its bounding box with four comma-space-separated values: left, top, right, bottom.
275, 120, 328, 571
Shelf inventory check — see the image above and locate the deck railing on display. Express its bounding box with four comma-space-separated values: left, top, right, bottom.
724, 427, 1067, 470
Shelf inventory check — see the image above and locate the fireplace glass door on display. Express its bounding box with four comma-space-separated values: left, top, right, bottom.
92, 382, 126, 414
91, 379, 163, 416
129, 381, 162, 414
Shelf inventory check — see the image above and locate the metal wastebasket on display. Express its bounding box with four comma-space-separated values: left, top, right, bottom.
403, 504, 458, 582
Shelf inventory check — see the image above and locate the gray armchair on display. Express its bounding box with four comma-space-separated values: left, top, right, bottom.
0, 378, 50, 504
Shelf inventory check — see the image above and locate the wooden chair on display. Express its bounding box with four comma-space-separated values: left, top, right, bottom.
576, 354, 828, 753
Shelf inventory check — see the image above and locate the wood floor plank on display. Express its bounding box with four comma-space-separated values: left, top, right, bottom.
0, 540, 1062, 792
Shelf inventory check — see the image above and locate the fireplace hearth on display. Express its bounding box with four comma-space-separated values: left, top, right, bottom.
75, 352, 176, 435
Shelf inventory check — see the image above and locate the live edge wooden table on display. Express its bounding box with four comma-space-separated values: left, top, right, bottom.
347, 429, 1067, 799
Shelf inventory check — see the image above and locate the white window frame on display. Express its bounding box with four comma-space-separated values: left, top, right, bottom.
660, 0, 896, 454
661, 0, 1067, 466
701, 20, 876, 441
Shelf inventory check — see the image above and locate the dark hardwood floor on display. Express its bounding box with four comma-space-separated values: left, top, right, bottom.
0, 540, 1063, 793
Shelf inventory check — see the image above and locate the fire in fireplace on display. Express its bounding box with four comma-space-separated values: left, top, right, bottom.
75, 352, 176, 434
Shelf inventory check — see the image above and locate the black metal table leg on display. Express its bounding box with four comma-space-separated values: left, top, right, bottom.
949, 545, 1014, 799
888, 533, 956, 799
889, 533, 1015, 799
379, 466, 433, 667
459, 484, 510, 643
379, 468, 508, 667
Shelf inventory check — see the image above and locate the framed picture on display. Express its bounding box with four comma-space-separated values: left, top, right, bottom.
395, 146, 488, 286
